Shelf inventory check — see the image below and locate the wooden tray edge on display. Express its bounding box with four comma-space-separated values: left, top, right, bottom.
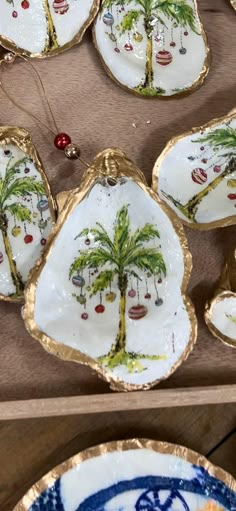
0, 385, 235, 420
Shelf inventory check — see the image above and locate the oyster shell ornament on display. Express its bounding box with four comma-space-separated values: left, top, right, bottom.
0, 127, 56, 302
93, 0, 210, 97
0, 0, 99, 58
14, 439, 236, 511
205, 245, 236, 348
153, 110, 236, 229
23, 148, 197, 391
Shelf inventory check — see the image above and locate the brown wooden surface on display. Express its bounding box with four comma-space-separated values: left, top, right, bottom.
0, 2, 236, 508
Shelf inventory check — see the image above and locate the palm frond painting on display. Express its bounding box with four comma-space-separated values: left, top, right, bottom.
70, 205, 167, 371
0, 127, 55, 301
0, 0, 99, 57
23, 148, 196, 390
153, 113, 236, 229
94, 0, 209, 96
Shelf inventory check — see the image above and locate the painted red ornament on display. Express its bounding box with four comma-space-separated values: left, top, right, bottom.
156, 50, 173, 66
144, 293, 151, 300
184, 31, 188, 36
214, 165, 221, 173
12, 10, 18, 17
85, 238, 90, 246
24, 234, 33, 244
191, 168, 207, 185
53, 0, 69, 14
95, 304, 105, 313
200, 146, 205, 151
24, 167, 30, 174
128, 289, 136, 298
21, 0, 30, 8
114, 47, 120, 53
81, 312, 88, 320
128, 304, 148, 320
124, 43, 133, 52
155, 35, 161, 42
170, 41, 176, 47
0, 252, 3, 264
227, 193, 236, 200
54, 133, 71, 150
201, 158, 207, 164
41, 238, 47, 246
158, 278, 162, 284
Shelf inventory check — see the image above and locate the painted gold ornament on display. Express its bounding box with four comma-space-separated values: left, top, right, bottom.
0, 126, 56, 302
153, 109, 236, 229
205, 245, 236, 348
0, 0, 100, 58
13, 439, 236, 511
23, 147, 197, 391
94, 0, 210, 97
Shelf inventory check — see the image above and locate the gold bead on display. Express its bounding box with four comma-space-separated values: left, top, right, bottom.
4, 52, 15, 64
64, 143, 80, 159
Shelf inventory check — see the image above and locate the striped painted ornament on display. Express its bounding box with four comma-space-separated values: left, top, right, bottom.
128, 304, 148, 320
103, 12, 114, 26
156, 50, 173, 66
191, 168, 207, 184
53, 0, 69, 14
72, 275, 85, 287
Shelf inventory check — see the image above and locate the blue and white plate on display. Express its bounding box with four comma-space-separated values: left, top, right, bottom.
14, 439, 236, 511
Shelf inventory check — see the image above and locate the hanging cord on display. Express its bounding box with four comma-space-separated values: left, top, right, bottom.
0, 52, 89, 168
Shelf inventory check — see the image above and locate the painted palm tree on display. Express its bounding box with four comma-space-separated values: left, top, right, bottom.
42, 0, 59, 53
103, 0, 198, 94
70, 205, 166, 370
162, 127, 236, 222
0, 155, 45, 295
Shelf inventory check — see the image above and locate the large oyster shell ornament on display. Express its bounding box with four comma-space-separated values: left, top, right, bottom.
153, 110, 236, 229
93, 0, 210, 97
0, 0, 99, 58
23, 148, 197, 391
0, 127, 56, 302
205, 245, 236, 349
14, 439, 236, 511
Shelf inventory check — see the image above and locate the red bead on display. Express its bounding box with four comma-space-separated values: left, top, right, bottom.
21, 0, 30, 8
54, 133, 71, 150
184, 31, 188, 36
81, 312, 88, 320
24, 234, 33, 244
12, 10, 18, 17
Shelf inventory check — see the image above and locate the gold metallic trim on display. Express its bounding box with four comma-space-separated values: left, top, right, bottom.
13, 438, 236, 511
205, 245, 236, 348
152, 109, 236, 230
231, 0, 236, 10
0, 126, 57, 303
93, 0, 210, 99
23, 147, 197, 392
0, 1, 100, 59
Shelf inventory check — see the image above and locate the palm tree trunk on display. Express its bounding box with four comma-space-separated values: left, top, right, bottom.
1, 227, 24, 295
111, 273, 128, 355
42, 0, 59, 53
143, 17, 153, 89
163, 157, 236, 222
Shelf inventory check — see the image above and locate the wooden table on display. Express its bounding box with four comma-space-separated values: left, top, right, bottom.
0, 1, 235, 509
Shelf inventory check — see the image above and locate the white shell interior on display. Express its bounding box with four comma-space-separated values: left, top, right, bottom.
0, 144, 53, 297
0, 0, 96, 56
156, 117, 236, 225
210, 295, 236, 345
95, 0, 207, 96
33, 178, 193, 387
34, 447, 233, 511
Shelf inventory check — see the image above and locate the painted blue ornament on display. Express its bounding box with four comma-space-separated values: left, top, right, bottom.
72, 275, 85, 287
37, 199, 49, 212
103, 12, 114, 26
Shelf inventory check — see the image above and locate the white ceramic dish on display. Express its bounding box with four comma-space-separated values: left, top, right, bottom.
14, 439, 236, 511
94, 0, 210, 97
153, 110, 236, 229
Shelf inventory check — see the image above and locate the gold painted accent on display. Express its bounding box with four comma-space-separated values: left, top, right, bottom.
43, 0, 59, 53
231, 0, 236, 10
0, 126, 57, 303
153, 109, 236, 230
205, 245, 236, 349
93, 0, 211, 99
13, 438, 236, 511
22, 147, 197, 392
0, 0, 100, 58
